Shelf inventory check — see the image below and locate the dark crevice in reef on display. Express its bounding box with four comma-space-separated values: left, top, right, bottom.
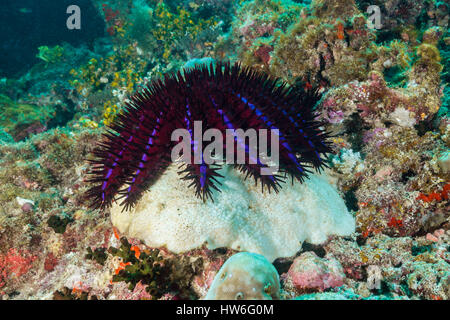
273, 257, 295, 275
273, 241, 328, 275
300, 242, 326, 258
212, 247, 228, 255
414, 113, 440, 136
401, 169, 416, 184
411, 244, 432, 256
356, 235, 367, 246
383, 65, 408, 88
47, 214, 74, 234
47, 87, 78, 129
343, 111, 368, 154
343, 186, 360, 213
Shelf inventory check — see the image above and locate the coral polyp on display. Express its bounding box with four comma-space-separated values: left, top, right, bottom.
85, 62, 332, 211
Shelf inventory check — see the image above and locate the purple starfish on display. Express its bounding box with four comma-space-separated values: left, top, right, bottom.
85, 62, 332, 211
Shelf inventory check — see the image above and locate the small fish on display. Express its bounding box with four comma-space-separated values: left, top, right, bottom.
19, 8, 32, 14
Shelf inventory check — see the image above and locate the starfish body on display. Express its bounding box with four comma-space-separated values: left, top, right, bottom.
85, 62, 332, 211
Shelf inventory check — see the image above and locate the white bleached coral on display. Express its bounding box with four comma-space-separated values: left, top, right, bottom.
389, 107, 417, 127
437, 151, 450, 174
110, 164, 355, 262
332, 148, 365, 175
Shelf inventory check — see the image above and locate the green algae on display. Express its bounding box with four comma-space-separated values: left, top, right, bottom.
47, 213, 74, 234
0, 94, 55, 141
85, 247, 108, 266
36, 45, 65, 65
109, 237, 170, 299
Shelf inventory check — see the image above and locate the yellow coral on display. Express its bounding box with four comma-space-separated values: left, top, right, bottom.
78, 117, 98, 129
150, 2, 217, 62
417, 43, 442, 63
102, 101, 120, 126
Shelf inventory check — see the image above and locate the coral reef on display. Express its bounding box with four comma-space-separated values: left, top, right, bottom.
320, 232, 450, 300
225, 0, 304, 70
0, 0, 447, 301
270, 0, 376, 86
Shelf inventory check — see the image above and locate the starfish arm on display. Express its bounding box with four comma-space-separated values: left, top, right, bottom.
85, 104, 148, 210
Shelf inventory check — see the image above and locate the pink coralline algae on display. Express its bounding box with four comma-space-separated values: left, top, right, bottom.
426, 229, 446, 243
320, 96, 346, 124
282, 252, 345, 294
121, 281, 153, 300
324, 108, 345, 124
192, 257, 225, 298
44, 252, 59, 272
0, 248, 37, 289
362, 127, 388, 146
239, 21, 276, 43
254, 44, 274, 65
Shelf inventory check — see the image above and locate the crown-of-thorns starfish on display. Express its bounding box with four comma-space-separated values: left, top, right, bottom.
85, 62, 332, 211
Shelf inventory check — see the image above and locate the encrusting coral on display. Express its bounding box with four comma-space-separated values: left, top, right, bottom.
269, 0, 377, 86
205, 252, 280, 300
